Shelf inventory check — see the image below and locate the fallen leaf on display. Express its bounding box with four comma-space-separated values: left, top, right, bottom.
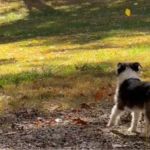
89, 103, 96, 107
80, 103, 91, 109
4, 132, 17, 135
71, 109, 81, 113
48, 119, 57, 126
34, 120, 43, 128
125, 8, 131, 16
37, 117, 44, 122
55, 118, 63, 123
80, 93, 85, 97
94, 90, 105, 101
133, 2, 138, 6
72, 118, 87, 125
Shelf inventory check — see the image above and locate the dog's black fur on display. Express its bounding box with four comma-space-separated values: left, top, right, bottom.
118, 78, 150, 110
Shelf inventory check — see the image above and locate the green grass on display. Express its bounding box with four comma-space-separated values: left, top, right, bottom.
0, 0, 149, 113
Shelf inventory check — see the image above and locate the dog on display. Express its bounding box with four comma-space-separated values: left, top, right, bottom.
107, 62, 150, 136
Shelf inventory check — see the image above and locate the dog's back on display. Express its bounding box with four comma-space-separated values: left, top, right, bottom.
118, 78, 150, 109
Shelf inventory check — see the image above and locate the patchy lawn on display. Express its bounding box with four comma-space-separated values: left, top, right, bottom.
0, 0, 150, 149
0, 0, 150, 113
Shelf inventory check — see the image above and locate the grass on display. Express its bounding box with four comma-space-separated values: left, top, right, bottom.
0, 0, 149, 113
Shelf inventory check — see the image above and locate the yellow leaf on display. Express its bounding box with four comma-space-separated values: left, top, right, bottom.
125, 8, 131, 16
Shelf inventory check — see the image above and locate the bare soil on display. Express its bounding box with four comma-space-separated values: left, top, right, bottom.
0, 100, 150, 150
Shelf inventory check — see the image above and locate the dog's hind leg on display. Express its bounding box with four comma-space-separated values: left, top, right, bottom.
128, 110, 141, 132
144, 102, 150, 137
144, 116, 150, 137
107, 104, 123, 127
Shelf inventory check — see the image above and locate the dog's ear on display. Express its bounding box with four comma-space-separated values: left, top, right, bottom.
117, 62, 126, 75
117, 62, 122, 68
131, 62, 142, 72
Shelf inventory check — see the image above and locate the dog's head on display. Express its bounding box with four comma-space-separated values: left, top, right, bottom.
117, 62, 142, 83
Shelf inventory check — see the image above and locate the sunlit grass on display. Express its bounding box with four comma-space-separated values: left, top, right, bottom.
0, 33, 149, 79
0, 1, 28, 24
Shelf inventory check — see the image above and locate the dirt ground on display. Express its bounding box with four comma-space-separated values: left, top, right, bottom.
0, 100, 150, 150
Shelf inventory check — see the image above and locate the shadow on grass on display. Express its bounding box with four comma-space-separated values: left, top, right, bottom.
0, 0, 149, 44
0, 58, 17, 65
0, 61, 114, 86
0, 69, 53, 86
22, 0, 55, 12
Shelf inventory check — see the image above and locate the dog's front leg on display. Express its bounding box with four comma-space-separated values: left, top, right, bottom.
128, 111, 140, 132
144, 118, 150, 137
107, 104, 122, 127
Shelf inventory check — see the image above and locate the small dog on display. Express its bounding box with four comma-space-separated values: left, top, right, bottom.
107, 62, 150, 136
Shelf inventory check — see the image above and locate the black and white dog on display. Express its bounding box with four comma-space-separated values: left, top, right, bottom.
107, 62, 150, 136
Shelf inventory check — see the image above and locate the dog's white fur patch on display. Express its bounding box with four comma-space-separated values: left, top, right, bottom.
107, 104, 143, 132
128, 109, 141, 132
117, 67, 140, 84
107, 104, 122, 127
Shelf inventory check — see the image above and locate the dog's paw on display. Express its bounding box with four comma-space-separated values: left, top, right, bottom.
107, 122, 113, 127
107, 124, 111, 127
128, 127, 136, 133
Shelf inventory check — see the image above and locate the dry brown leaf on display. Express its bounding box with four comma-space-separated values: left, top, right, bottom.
34, 120, 43, 128
80, 93, 85, 97
94, 91, 104, 101
48, 119, 57, 126
80, 103, 91, 109
71, 109, 81, 113
72, 118, 87, 125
